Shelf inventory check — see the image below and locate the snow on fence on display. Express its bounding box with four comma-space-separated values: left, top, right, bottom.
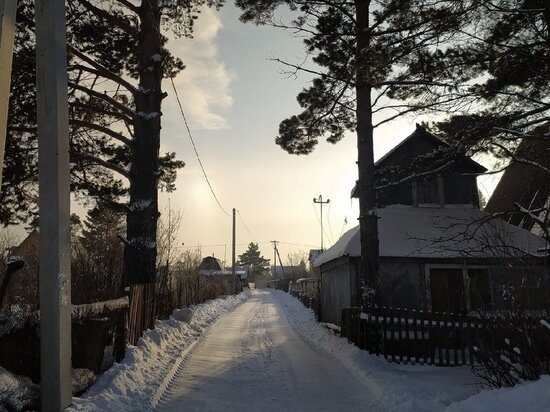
289, 290, 320, 320
340, 307, 550, 367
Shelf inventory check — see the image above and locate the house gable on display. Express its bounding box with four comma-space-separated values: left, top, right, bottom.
351, 125, 486, 207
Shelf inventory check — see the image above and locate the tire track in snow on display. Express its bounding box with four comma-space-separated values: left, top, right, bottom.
152, 298, 249, 409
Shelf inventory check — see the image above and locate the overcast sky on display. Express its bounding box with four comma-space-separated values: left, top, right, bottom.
155, 3, 502, 265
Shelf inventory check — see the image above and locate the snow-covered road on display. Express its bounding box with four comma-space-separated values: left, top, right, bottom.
70, 288, 549, 412
157, 289, 371, 411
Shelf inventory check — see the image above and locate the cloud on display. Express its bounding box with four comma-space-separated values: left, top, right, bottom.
168, 8, 234, 130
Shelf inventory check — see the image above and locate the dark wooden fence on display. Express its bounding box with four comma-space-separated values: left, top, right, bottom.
290, 290, 320, 320
341, 306, 550, 366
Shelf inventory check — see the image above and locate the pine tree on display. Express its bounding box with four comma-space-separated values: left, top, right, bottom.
238, 243, 270, 282
72, 204, 125, 304
430, 1, 550, 151
236, 0, 474, 307
4, 0, 224, 339
428, 1, 550, 237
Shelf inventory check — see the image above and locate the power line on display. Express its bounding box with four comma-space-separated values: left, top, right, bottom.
169, 77, 229, 217
338, 216, 348, 239
237, 210, 258, 244
312, 202, 332, 249
326, 202, 335, 244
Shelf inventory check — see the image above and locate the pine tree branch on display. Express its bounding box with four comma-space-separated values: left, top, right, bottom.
68, 81, 136, 119
71, 119, 133, 147
70, 102, 134, 124
76, 0, 137, 35
70, 151, 130, 179
491, 141, 550, 175
114, 0, 140, 14
67, 45, 138, 95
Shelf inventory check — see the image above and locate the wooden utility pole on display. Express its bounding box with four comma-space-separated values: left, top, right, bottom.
0, 0, 16, 189
271, 240, 278, 289
35, 0, 72, 409
355, 0, 379, 309
232, 208, 236, 293
313, 195, 330, 251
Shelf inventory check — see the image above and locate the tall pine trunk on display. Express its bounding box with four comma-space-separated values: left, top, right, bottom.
355, 0, 379, 309
124, 0, 163, 343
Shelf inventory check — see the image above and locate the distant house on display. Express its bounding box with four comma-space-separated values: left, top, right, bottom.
198, 256, 224, 276
485, 138, 550, 238
0, 231, 40, 313
198, 256, 247, 284
316, 126, 549, 325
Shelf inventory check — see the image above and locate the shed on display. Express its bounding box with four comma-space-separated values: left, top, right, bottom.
315, 205, 548, 325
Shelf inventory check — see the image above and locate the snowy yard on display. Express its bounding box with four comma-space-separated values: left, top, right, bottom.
68, 289, 549, 411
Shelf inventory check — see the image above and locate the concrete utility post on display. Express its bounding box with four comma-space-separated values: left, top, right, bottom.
36, 0, 72, 410
0, 0, 17, 189
232, 208, 236, 293
313, 195, 330, 251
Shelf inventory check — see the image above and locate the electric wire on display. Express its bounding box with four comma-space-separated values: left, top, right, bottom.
170, 77, 229, 217
237, 210, 258, 244
312, 203, 332, 248
338, 216, 348, 239
326, 202, 335, 244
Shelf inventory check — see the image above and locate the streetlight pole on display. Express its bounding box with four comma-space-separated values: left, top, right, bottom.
313, 195, 330, 251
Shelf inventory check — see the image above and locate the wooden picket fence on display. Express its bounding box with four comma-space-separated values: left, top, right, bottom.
341, 306, 550, 366
290, 290, 320, 320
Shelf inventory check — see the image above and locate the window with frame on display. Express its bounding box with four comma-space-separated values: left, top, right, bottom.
429, 268, 466, 313
468, 269, 492, 310
416, 177, 440, 205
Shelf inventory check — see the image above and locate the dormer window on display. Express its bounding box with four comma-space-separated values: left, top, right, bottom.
413, 176, 445, 207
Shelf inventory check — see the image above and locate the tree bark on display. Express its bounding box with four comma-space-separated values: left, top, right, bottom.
123, 0, 162, 334
355, 0, 379, 309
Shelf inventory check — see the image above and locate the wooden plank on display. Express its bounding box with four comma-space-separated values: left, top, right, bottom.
412, 309, 420, 364
382, 307, 388, 360
444, 312, 450, 366
460, 313, 466, 366
373, 306, 380, 356
402, 308, 409, 364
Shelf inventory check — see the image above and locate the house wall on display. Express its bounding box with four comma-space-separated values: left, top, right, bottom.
320, 257, 359, 325
379, 259, 425, 309
321, 253, 549, 324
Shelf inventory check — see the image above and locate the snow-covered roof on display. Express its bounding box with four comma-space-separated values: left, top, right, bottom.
313, 205, 548, 266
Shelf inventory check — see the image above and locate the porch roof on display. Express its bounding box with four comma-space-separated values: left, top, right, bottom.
313, 205, 548, 267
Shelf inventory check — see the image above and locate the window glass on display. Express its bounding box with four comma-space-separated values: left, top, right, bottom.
417, 178, 439, 204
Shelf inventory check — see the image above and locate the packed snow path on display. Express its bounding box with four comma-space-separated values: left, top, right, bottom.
157, 289, 371, 411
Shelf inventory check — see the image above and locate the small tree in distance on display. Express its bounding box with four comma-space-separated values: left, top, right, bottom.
238, 243, 270, 283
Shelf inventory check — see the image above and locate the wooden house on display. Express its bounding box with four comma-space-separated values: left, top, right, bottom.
316, 126, 549, 325
485, 137, 550, 238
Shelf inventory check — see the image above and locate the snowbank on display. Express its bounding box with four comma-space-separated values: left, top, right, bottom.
0, 366, 39, 411
274, 290, 477, 411
69, 290, 251, 411
444, 376, 550, 412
